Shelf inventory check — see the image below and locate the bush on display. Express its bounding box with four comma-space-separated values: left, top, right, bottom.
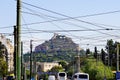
81, 59, 114, 80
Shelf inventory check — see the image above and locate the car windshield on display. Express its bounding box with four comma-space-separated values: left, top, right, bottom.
79, 74, 88, 79
59, 73, 65, 77
73, 75, 77, 78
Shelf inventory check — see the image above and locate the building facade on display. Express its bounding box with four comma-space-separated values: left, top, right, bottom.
37, 62, 60, 72
0, 34, 14, 72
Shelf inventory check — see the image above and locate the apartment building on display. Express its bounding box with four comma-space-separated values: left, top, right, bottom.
0, 34, 14, 72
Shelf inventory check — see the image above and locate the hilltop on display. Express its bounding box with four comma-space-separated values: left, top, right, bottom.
34, 33, 80, 53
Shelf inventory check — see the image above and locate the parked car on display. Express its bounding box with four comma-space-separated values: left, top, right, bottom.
48, 75, 56, 80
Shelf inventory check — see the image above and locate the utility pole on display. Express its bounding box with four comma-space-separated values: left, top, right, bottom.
24, 64, 27, 80
107, 46, 110, 67
21, 42, 23, 80
117, 44, 119, 72
33, 54, 37, 80
77, 56, 80, 72
14, 26, 17, 79
76, 46, 80, 73
16, 0, 21, 80
30, 40, 33, 80
78, 52, 80, 72
74, 56, 80, 73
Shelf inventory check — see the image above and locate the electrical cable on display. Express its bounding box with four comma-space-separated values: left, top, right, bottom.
20, 1, 120, 50
22, 28, 113, 33
22, 15, 34, 38
22, 5, 86, 41
0, 26, 13, 29
22, 1, 120, 38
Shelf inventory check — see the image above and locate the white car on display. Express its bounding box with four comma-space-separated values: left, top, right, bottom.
72, 72, 89, 80
48, 75, 56, 80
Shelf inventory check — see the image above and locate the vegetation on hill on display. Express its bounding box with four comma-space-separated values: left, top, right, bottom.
24, 49, 86, 62
24, 34, 86, 62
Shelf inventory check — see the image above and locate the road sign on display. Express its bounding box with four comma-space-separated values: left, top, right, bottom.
116, 72, 120, 80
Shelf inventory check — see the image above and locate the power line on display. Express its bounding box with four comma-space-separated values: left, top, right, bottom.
22, 5, 58, 19
20, 1, 120, 48
22, 15, 34, 38
0, 32, 13, 36
22, 6, 88, 41
22, 1, 120, 38
21, 28, 116, 43
19, 4, 120, 30
22, 1, 120, 19
22, 7, 120, 21
0, 26, 13, 29
22, 28, 114, 33
21, 6, 119, 29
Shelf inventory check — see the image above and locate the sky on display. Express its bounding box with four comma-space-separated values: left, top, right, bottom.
1, 0, 120, 53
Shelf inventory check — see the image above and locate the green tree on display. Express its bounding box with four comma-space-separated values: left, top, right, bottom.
0, 42, 8, 77
101, 49, 106, 64
58, 60, 68, 70
106, 40, 120, 69
106, 39, 114, 67
0, 42, 6, 58
82, 58, 114, 80
86, 48, 90, 57
49, 66, 64, 73
94, 46, 97, 59
0, 58, 8, 77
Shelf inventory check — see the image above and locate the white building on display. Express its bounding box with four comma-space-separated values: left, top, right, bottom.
25, 62, 60, 72
37, 62, 60, 72
0, 34, 14, 72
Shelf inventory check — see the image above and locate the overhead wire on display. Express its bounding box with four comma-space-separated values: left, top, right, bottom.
21, 10, 120, 38
21, 9, 120, 28
21, 14, 119, 44
22, 28, 114, 33
22, 1, 120, 38
22, 6, 72, 42
1, 9, 120, 31
0, 26, 13, 29
22, 6, 107, 29
21, 10, 119, 37
22, 25, 117, 42
2, 1, 120, 34
21, 1, 120, 50
20, 11, 119, 45
13, 0, 118, 51
22, 15, 34, 39
22, 3, 120, 33
22, 5, 88, 41
0, 33, 13, 36
20, 11, 120, 36
22, 5, 70, 38
90, 22, 120, 34
21, 27, 106, 42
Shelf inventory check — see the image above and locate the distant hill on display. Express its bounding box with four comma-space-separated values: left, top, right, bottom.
34, 33, 80, 53
24, 34, 84, 62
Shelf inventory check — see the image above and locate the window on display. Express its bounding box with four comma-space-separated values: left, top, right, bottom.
73, 75, 77, 78
79, 74, 88, 79
59, 73, 65, 77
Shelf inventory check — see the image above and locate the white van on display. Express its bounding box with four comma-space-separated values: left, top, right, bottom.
72, 72, 89, 80
57, 72, 67, 80
48, 75, 56, 80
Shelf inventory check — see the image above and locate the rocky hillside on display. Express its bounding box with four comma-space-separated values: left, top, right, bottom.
34, 34, 80, 53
